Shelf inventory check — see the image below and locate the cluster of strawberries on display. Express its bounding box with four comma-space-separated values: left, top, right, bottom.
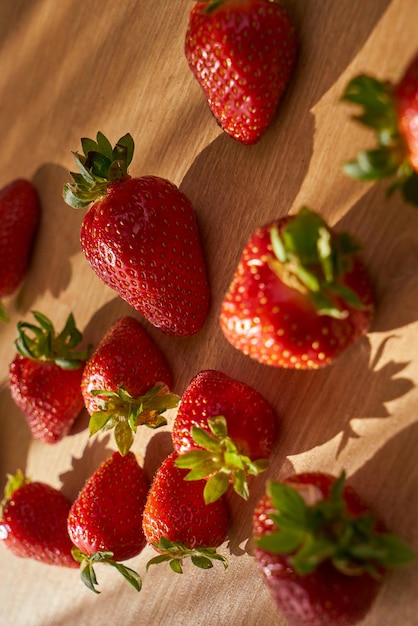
1, 1, 417, 625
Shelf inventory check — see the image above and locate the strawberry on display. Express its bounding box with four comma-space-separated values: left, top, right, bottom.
0, 179, 40, 321
142, 451, 229, 573
172, 369, 277, 502
219, 207, 375, 369
252, 471, 415, 626
81, 316, 179, 455
185, 0, 298, 145
342, 52, 418, 205
9, 311, 90, 444
0, 470, 77, 568
67, 451, 148, 593
63, 132, 210, 336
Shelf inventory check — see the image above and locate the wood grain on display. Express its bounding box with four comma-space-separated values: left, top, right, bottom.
1, 1, 417, 625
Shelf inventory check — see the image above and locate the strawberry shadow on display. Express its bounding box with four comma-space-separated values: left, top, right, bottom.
16, 163, 85, 312
0, 380, 31, 492
143, 431, 174, 483
58, 434, 114, 502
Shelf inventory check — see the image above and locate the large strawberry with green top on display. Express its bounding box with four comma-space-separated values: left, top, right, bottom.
67, 451, 148, 593
172, 369, 276, 503
0, 179, 40, 322
219, 207, 375, 369
0, 470, 77, 568
81, 315, 179, 455
253, 472, 415, 626
143, 451, 229, 573
185, 0, 298, 145
342, 52, 418, 205
63, 132, 210, 336
9, 311, 90, 443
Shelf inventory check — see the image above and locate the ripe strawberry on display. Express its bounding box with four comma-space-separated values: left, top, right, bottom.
143, 451, 229, 573
81, 316, 178, 455
219, 207, 375, 369
63, 132, 210, 336
0, 470, 77, 568
185, 0, 298, 145
0, 179, 40, 322
172, 369, 277, 502
342, 52, 418, 205
252, 472, 414, 626
68, 451, 148, 593
9, 311, 90, 444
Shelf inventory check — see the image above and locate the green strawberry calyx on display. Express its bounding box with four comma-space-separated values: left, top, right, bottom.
88, 384, 180, 455
341, 74, 418, 205
63, 131, 135, 209
146, 537, 228, 574
174, 415, 269, 503
15, 311, 91, 370
0, 470, 29, 517
0, 302, 9, 324
71, 546, 141, 594
267, 207, 365, 320
256, 472, 415, 577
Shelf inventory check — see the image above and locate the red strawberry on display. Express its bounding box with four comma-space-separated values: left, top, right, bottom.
81, 316, 178, 455
252, 472, 414, 626
0, 470, 77, 568
9, 311, 90, 444
185, 0, 298, 145
142, 451, 229, 573
342, 52, 418, 205
63, 132, 210, 336
0, 179, 40, 321
67, 451, 148, 593
219, 207, 375, 369
172, 369, 277, 502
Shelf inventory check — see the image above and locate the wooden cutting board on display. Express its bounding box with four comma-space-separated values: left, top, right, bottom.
1, 1, 417, 625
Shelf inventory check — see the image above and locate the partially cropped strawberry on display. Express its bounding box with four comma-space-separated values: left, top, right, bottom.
9, 311, 90, 443
68, 451, 148, 593
342, 52, 418, 205
185, 0, 298, 145
81, 316, 178, 455
252, 472, 414, 626
219, 207, 375, 369
0, 179, 40, 321
143, 452, 229, 573
0, 470, 77, 568
173, 369, 276, 502
63, 132, 210, 336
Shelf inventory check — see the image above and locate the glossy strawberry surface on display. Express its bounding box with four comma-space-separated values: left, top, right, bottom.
67, 451, 148, 562
252, 473, 382, 626
395, 52, 418, 171
0, 179, 40, 296
172, 369, 276, 459
185, 0, 298, 144
142, 452, 228, 549
9, 355, 85, 444
81, 316, 172, 415
220, 214, 375, 369
0, 478, 77, 568
80, 175, 210, 336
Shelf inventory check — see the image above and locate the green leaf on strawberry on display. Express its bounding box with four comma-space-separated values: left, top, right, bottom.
256, 472, 415, 577
89, 384, 179, 455
15, 311, 91, 370
72, 547, 142, 594
146, 537, 228, 574
175, 415, 269, 503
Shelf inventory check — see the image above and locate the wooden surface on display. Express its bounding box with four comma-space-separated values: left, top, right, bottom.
1, 1, 418, 625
